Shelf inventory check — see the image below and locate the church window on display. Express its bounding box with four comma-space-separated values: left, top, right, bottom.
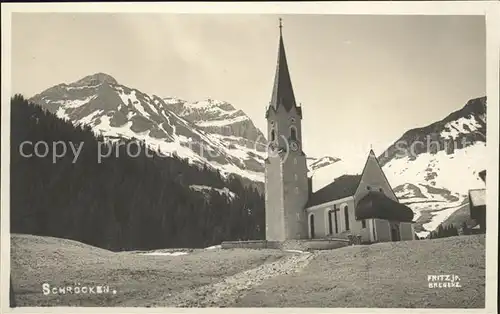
294, 158, 297, 165
328, 210, 333, 234
344, 206, 350, 231
271, 129, 276, 142
310, 214, 316, 238
294, 174, 298, 181
290, 126, 297, 141
290, 117, 296, 124
367, 186, 371, 191
295, 187, 299, 194
362, 219, 366, 228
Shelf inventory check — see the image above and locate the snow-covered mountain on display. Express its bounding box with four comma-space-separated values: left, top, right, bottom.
312, 97, 487, 237
29, 73, 337, 185
380, 97, 487, 237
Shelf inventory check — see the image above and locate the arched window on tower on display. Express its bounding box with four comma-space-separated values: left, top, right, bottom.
290, 126, 297, 141
271, 129, 276, 142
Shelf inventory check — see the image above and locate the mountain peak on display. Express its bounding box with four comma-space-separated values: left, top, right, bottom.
71, 73, 118, 87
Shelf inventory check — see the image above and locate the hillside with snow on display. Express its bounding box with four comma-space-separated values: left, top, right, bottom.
308, 97, 487, 237
381, 97, 487, 237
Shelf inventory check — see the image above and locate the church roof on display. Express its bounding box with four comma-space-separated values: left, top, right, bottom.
355, 191, 414, 222
307, 149, 397, 208
268, 19, 298, 114
469, 189, 486, 208
306, 174, 362, 207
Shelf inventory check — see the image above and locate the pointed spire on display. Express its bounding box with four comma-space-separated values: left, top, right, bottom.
269, 18, 297, 112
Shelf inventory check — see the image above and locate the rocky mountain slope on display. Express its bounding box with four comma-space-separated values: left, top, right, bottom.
29, 73, 337, 185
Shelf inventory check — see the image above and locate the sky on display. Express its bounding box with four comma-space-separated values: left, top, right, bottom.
11, 13, 486, 161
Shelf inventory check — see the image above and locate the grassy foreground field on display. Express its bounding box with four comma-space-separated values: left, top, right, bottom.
234, 235, 486, 308
10, 233, 485, 308
10, 234, 286, 307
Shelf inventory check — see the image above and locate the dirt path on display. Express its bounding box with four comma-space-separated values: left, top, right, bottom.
161, 251, 316, 307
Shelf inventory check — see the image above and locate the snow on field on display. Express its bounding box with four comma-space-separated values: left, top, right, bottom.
205, 245, 222, 250
284, 249, 309, 254
142, 252, 189, 256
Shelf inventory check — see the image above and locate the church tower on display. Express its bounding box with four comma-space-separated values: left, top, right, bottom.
265, 19, 309, 241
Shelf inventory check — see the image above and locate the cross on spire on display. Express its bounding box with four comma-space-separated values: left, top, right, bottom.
279, 18, 283, 34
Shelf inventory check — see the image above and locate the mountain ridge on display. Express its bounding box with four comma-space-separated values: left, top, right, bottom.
29, 73, 339, 183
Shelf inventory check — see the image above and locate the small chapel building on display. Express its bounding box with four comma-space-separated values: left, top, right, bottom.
264, 20, 415, 244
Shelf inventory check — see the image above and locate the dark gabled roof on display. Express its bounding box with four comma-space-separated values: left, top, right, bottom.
355, 191, 414, 222
305, 149, 398, 208
306, 174, 361, 207
356, 149, 399, 202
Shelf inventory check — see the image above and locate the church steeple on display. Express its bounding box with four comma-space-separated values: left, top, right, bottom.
265, 18, 309, 242
269, 18, 298, 113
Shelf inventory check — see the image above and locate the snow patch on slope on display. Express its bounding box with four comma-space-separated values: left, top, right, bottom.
440, 116, 482, 140
189, 185, 237, 200
383, 142, 486, 196
196, 115, 248, 127
54, 95, 97, 108
116, 88, 151, 119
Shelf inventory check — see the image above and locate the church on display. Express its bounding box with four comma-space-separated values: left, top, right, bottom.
264, 21, 415, 244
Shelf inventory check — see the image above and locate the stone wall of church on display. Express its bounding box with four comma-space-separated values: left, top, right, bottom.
265, 156, 285, 241
307, 197, 364, 239
283, 153, 309, 239
359, 220, 371, 242
339, 200, 361, 237
307, 209, 326, 238
373, 218, 391, 242
400, 222, 414, 241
